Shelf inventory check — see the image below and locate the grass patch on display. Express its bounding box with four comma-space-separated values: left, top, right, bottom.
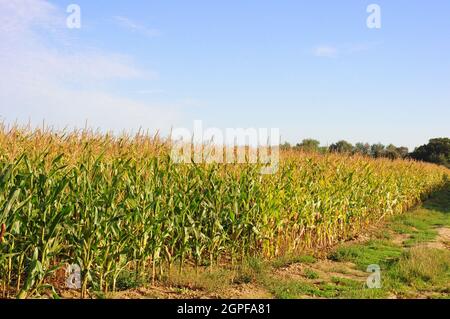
264, 279, 318, 299
263, 278, 343, 299
263, 275, 387, 299
390, 204, 450, 246
329, 240, 402, 271
115, 270, 145, 291
331, 276, 361, 288
271, 254, 317, 269
304, 269, 320, 280
340, 287, 388, 299
233, 257, 267, 284
161, 266, 234, 293
389, 247, 450, 287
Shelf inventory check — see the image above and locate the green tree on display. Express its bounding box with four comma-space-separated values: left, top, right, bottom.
354, 142, 371, 156
280, 142, 291, 150
411, 138, 450, 168
371, 143, 386, 158
384, 144, 401, 160
329, 140, 354, 153
395, 146, 409, 159
296, 139, 321, 152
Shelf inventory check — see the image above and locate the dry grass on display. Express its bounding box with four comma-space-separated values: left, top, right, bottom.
395, 247, 450, 285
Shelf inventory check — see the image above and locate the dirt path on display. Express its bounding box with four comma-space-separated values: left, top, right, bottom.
422, 227, 450, 250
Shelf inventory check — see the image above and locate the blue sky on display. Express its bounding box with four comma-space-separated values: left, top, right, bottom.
1, 0, 449, 150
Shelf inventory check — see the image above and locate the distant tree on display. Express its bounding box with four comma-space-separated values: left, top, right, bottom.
280, 142, 292, 150
329, 140, 354, 153
371, 143, 386, 158
395, 146, 409, 159
384, 144, 401, 160
354, 142, 371, 156
410, 138, 450, 168
296, 139, 321, 152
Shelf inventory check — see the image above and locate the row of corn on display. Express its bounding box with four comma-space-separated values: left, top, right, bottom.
0, 126, 448, 298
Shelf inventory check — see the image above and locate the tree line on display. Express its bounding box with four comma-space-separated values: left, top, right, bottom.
281, 137, 450, 168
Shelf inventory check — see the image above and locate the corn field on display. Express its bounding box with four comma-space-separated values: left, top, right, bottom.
0, 125, 448, 298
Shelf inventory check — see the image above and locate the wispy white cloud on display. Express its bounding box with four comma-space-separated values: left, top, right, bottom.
113, 16, 161, 38
0, 0, 59, 35
313, 46, 338, 58
0, 0, 178, 134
